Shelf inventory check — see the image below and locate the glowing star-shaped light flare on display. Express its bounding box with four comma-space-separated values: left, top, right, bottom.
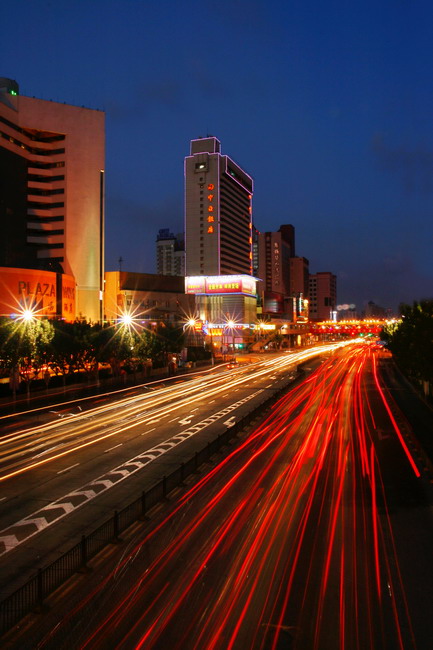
16, 306, 37, 323
116, 307, 145, 335
119, 314, 133, 326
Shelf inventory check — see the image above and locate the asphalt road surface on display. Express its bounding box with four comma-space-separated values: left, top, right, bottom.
0, 345, 342, 598
4, 341, 432, 649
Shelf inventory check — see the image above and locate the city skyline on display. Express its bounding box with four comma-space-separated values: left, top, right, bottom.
2, 1, 433, 311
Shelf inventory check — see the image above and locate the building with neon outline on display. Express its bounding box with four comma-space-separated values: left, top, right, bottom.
184, 136, 253, 277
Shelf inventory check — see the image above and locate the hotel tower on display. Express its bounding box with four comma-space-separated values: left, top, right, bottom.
184, 136, 253, 277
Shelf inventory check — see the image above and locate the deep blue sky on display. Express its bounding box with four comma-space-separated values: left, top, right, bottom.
3, 0, 433, 312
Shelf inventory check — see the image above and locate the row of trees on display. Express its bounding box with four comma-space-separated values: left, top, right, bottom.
0, 317, 186, 395
381, 300, 433, 395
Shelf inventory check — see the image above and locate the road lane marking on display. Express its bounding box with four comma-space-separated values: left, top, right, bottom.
32, 445, 62, 459
105, 443, 123, 453
0, 389, 264, 556
57, 463, 80, 475
141, 427, 156, 435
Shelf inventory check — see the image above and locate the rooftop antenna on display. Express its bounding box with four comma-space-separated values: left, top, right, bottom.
118, 256, 123, 272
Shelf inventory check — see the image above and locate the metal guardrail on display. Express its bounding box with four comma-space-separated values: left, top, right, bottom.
0, 376, 296, 636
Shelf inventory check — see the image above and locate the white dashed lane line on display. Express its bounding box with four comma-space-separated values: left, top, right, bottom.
105, 443, 123, 453
141, 427, 156, 435
57, 463, 80, 475
0, 389, 264, 556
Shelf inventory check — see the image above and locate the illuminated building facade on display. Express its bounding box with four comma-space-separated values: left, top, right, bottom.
185, 275, 258, 350
0, 77, 105, 322
255, 224, 295, 316
184, 137, 253, 277
104, 271, 195, 323
290, 256, 310, 322
0, 266, 75, 320
156, 229, 185, 276
309, 272, 337, 321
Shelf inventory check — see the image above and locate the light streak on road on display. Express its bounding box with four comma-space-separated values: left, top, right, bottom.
31, 342, 426, 650
0, 344, 349, 483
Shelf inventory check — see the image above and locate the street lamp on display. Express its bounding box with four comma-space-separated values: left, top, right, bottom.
225, 319, 237, 359
183, 317, 198, 347
208, 322, 215, 366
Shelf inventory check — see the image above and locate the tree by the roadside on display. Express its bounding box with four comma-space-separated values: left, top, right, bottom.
94, 323, 139, 377
143, 323, 185, 368
0, 316, 54, 397
49, 320, 99, 383
382, 300, 433, 388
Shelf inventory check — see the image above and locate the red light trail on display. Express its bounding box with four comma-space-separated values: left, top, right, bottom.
34, 343, 423, 650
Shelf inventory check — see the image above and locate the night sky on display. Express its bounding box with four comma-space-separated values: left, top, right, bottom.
3, 0, 433, 312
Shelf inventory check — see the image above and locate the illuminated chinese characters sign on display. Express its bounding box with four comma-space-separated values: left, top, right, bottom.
207, 183, 215, 234
184, 277, 206, 294
61, 275, 76, 319
273, 241, 280, 286
185, 275, 257, 296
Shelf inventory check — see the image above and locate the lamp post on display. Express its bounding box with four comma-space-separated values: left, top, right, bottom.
226, 320, 236, 359
208, 322, 215, 366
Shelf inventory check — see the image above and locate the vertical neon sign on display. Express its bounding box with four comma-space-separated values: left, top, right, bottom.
249, 194, 253, 274
207, 184, 214, 235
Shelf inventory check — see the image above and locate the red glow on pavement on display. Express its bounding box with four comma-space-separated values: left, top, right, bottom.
372, 354, 421, 477
35, 344, 421, 650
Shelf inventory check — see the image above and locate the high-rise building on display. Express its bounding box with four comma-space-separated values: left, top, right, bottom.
290, 256, 309, 298
184, 136, 253, 277
309, 272, 337, 321
290, 256, 310, 322
255, 224, 295, 316
156, 229, 185, 276
0, 77, 105, 322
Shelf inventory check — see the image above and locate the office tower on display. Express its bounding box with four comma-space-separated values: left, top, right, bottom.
156, 229, 185, 276
0, 77, 105, 321
184, 136, 253, 277
309, 272, 337, 321
255, 224, 295, 315
290, 256, 309, 297
290, 256, 310, 322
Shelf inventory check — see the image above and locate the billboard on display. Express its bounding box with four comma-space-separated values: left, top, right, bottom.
185, 276, 206, 294
185, 275, 256, 296
0, 267, 76, 321
61, 275, 76, 320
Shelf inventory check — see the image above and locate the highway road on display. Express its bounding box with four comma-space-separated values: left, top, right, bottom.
7, 341, 433, 649
0, 344, 346, 599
